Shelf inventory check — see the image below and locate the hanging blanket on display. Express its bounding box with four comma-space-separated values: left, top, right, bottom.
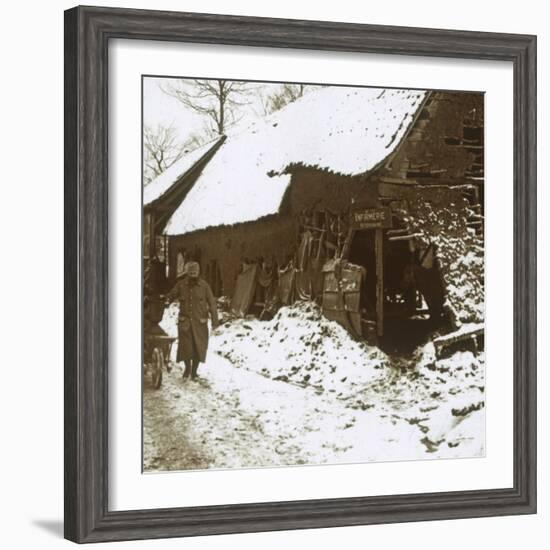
230, 263, 258, 317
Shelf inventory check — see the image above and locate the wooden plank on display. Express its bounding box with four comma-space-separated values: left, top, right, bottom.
434, 324, 484, 358
388, 232, 423, 242
375, 228, 384, 337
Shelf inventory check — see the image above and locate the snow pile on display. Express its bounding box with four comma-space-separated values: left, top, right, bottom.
164, 87, 426, 235
397, 193, 484, 324
214, 301, 389, 398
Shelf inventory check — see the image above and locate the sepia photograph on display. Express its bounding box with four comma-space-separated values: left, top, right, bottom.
142, 76, 485, 473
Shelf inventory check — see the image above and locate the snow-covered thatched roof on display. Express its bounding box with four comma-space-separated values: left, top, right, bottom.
143, 138, 222, 206
162, 87, 427, 236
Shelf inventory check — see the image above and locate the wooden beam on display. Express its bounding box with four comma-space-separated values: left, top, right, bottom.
375, 228, 384, 337
388, 232, 423, 242
341, 228, 355, 259
386, 228, 410, 236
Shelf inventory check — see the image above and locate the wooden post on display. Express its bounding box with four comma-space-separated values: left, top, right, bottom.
341, 228, 355, 259
375, 228, 384, 337
149, 211, 156, 259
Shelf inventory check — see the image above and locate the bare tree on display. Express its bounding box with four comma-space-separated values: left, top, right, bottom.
184, 129, 209, 151
160, 79, 253, 136
143, 124, 187, 184
254, 90, 272, 118
266, 84, 307, 113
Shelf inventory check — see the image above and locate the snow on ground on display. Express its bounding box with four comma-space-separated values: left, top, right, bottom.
149, 301, 485, 472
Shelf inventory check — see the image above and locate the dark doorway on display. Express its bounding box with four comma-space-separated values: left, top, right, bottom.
382, 238, 449, 354
348, 229, 448, 354
348, 230, 376, 320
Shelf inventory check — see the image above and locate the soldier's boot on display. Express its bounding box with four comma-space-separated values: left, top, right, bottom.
182, 361, 192, 381
191, 360, 199, 381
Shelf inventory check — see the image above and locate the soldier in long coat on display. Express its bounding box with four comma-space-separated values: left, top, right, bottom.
166, 261, 219, 380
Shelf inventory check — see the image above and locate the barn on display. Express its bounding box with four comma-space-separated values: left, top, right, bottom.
143, 86, 484, 343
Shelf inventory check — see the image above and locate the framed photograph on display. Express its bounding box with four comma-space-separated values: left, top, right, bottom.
64, 5, 537, 543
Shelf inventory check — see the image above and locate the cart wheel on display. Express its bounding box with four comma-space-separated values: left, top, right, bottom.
151, 348, 163, 389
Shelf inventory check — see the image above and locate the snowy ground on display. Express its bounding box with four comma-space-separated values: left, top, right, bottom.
144, 302, 485, 472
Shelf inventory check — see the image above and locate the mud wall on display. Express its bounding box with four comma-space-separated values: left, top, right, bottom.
285, 167, 379, 214
168, 215, 297, 295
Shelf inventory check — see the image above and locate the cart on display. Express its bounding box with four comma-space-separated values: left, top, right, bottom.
143, 295, 175, 389
144, 330, 175, 389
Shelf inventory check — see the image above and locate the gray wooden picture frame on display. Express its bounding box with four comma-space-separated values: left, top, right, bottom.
64, 5, 537, 543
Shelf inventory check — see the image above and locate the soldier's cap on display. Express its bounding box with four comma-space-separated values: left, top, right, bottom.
186, 261, 200, 273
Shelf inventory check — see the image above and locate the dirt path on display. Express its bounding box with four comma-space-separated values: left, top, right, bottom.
143, 379, 212, 471
143, 357, 315, 471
